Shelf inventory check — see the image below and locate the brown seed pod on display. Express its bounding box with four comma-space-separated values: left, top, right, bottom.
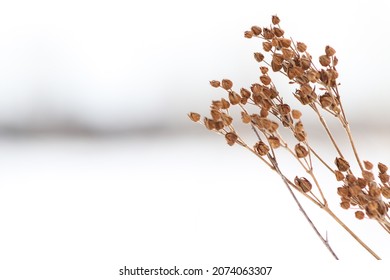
325, 45, 336, 56
260, 66, 269, 74
272, 53, 284, 66
240, 88, 251, 98
241, 111, 251, 124
294, 176, 312, 192
272, 15, 280, 25
335, 170, 345, 181
378, 162, 388, 173
335, 157, 350, 172
221, 79, 233, 90
357, 177, 367, 188
291, 109, 302, 119
263, 41, 273, 52
273, 27, 284, 37
295, 143, 308, 158
296, 42, 307, 52
319, 93, 333, 108
260, 75, 271, 85
254, 141, 270, 156
254, 52, 265, 62
210, 109, 221, 121
278, 104, 291, 115
382, 186, 390, 199
362, 170, 375, 182
214, 121, 224, 130
355, 211, 365, 220
204, 117, 216, 130
337, 186, 349, 197
280, 38, 291, 48
188, 112, 201, 122
319, 55, 331, 67
271, 60, 283, 72
263, 28, 274, 39
281, 48, 294, 60
228, 91, 241, 105
340, 201, 350, 209
251, 26, 262, 36
209, 80, 220, 88
268, 136, 281, 149
244, 31, 254, 38
225, 132, 238, 146
221, 113, 233, 126
220, 98, 230, 109
379, 173, 390, 184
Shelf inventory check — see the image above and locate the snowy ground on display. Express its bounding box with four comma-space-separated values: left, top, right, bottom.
0, 132, 388, 279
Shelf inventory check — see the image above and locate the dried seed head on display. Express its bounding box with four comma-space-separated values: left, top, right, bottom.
228, 91, 241, 105
319, 93, 333, 108
291, 109, 302, 119
301, 57, 311, 70
382, 186, 390, 199
244, 31, 254, 38
263, 28, 274, 39
378, 162, 388, 173
296, 42, 307, 52
335, 170, 345, 181
300, 84, 312, 96
357, 177, 367, 188
263, 41, 273, 52
251, 26, 262, 36
240, 88, 251, 98
188, 112, 201, 122
273, 27, 284, 37
362, 170, 375, 181
221, 113, 233, 126
295, 143, 309, 158
272, 15, 280, 25
271, 60, 283, 72
337, 186, 349, 197
210, 80, 220, 88
280, 38, 291, 48
335, 157, 350, 172
210, 109, 221, 121
254, 141, 270, 156
379, 173, 390, 184
260, 66, 269, 74
278, 104, 291, 115
260, 75, 271, 85
325, 45, 336, 56
241, 111, 251, 124
346, 174, 357, 184
333, 56, 339, 66
319, 55, 331, 67
221, 98, 230, 109
225, 132, 238, 146
340, 201, 350, 209
281, 48, 294, 60
214, 121, 224, 130
221, 79, 233, 90
254, 52, 265, 62
294, 176, 312, 192
204, 117, 216, 130
368, 186, 381, 199
250, 83, 262, 95
355, 211, 365, 220
268, 136, 281, 149
349, 185, 361, 196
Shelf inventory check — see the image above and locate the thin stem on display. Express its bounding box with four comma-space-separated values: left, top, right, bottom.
324, 207, 381, 260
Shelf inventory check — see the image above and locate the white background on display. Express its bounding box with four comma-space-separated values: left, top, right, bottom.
0, 1, 389, 279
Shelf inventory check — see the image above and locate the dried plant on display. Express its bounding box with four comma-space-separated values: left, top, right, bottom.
189, 15, 389, 259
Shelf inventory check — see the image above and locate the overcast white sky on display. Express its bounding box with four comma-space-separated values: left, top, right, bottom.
0, 0, 389, 132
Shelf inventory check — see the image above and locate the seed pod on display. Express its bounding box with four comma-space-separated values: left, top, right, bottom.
188, 112, 201, 122
214, 121, 224, 130
268, 136, 281, 149
362, 170, 375, 181
244, 31, 253, 38
382, 186, 390, 199
210, 109, 221, 121
204, 117, 216, 130
260, 66, 269, 74
209, 80, 220, 88
295, 143, 308, 158
346, 174, 357, 184
278, 104, 291, 115
291, 109, 302, 119
220, 98, 230, 109
251, 26, 262, 36
241, 111, 251, 124
335, 170, 345, 181
271, 60, 283, 72
379, 173, 390, 184
251, 83, 262, 95
296, 42, 307, 52
320, 93, 333, 108
263, 28, 274, 39
272, 15, 280, 25
273, 27, 284, 37
228, 91, 241, 105
280, 38, 291, 48
254, 52, 265, 62
340, 201, 350, 209
355, 211, 365, 220
281, 48, 294, 60
254, 141, 270, 156
335, 157, 350, 172
325, 45, 336, 56
221, 113, 233, 126
378, 162, 388, 173
319, 55, 331, 67
260, 75, 271, 85
221, 79, 233, 90
337, 186, 349, 197
225, 132, 238, 146
263, 41, 273, 52
294, 176, 312, 192
272, 53, 284, 66
301, 57, 311, 70
240, 88, 251, 98
357, 177, 367, 188
349, 185, 361, 196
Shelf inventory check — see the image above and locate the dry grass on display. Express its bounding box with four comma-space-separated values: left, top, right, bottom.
189, 15, 389, 259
